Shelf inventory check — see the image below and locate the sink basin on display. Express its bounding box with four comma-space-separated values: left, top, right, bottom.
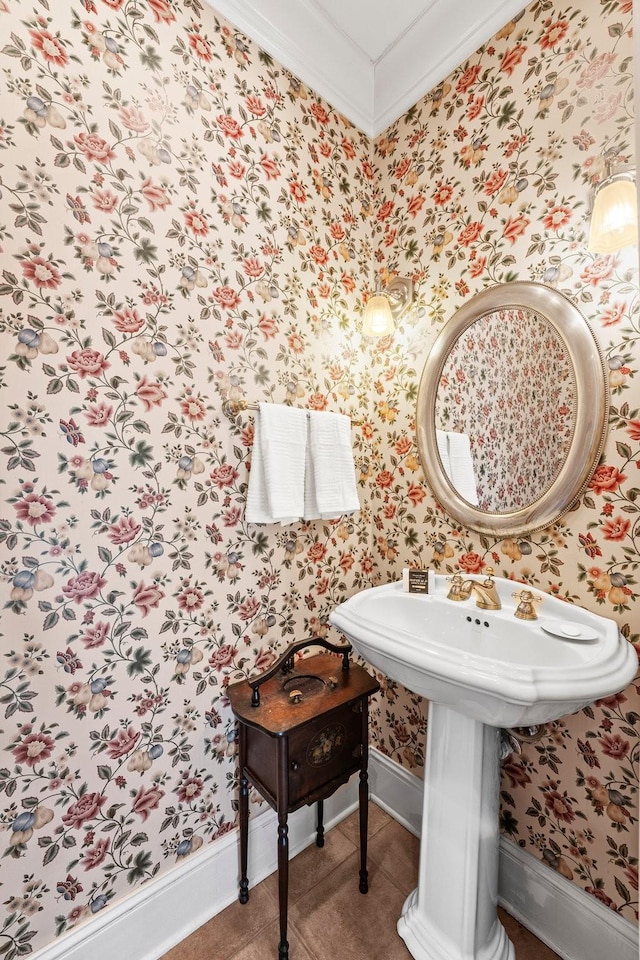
330, 573, 637, 960
329, 574, 636, 727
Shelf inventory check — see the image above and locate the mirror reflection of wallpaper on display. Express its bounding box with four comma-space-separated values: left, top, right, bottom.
435, 309, 575, 512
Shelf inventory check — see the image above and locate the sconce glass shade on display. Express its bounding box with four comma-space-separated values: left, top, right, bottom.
588, 171, 637, 254
362, 294, 395, 337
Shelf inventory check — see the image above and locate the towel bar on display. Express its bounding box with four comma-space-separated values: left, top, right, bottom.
223, 398, 361, 425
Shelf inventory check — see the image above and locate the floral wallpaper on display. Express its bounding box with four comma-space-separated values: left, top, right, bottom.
0, 0, 637, 958
435, 306, 575, 511
367, 0, 639, 927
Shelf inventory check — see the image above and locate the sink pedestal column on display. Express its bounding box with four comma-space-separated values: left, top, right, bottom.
397, 702, 514, 960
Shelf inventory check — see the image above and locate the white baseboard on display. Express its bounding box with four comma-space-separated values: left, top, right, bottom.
368, 747, 639, 960
33, 748, 638, 960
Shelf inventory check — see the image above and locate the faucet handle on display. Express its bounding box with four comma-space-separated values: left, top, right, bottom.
512, 589, 542, 621
447, 573, 469, 602
485, 567, 495, 580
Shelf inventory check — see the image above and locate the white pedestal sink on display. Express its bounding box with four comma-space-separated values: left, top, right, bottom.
329, 575, 637, 960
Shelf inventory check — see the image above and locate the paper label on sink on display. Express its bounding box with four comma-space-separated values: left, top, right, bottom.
408, 569, 430, 594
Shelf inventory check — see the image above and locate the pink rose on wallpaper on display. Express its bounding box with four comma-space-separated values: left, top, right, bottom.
22, 256, 62, 289
136, 377, 167, 411
13, 730, 55, 767
113, 307, 145, 333
457, 221, 483, 246
62, 792, 106, 829
593, 92, 622, 124
209, 643, 237, 670
580, 255, 615, 285
407, 483, 426, 506
213, 285, 241, 309
141, 178, 171, 211
589, 464, 627, 494
576, 52, 617, 89
132, 785, 164, 821
107, 516, 141, 544
67, 348, 110, 379
14, 491, 56, 527
458, 552, 485, 574
456, 64, 480, 93
29, 30, 68, 67
132, 582, 165, 616
210, 463, 238, 488
74, 132, 116, 164
107, 726, 140, 759
216, 113, 242, 138
63, 571, 107, 603
484, 169, 507, 196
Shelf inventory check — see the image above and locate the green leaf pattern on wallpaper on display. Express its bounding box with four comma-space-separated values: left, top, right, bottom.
0, 0, 637, 954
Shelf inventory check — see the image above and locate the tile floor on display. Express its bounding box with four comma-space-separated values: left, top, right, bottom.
160, 802, 561, 960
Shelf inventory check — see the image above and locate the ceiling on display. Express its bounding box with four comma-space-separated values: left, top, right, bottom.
208, 0, 529, 137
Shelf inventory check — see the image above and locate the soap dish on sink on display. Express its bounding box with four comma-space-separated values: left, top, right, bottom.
541, 621, 598, 641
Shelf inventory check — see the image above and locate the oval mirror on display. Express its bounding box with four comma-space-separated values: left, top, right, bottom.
416, 282, 609, 537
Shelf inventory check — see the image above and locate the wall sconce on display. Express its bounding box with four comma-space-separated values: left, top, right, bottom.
587, 165, 638, 254
362, 277, 414, 337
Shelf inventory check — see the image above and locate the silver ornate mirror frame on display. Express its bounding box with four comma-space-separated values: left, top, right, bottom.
416, 282, 609, 536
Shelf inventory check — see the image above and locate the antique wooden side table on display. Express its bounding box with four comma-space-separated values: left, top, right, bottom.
228, 638, 380, 960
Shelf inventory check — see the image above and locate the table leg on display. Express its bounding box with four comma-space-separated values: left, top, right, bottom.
277, 739, 289, 960
238, 723, 249, 904
316, 799, 325, 847
359, 700, 370, 894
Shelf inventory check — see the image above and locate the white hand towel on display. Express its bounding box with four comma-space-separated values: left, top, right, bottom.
436, 429, 452, 482
446, 431, 479, 505
306, 411, 360, 520
245, 404, 308, 524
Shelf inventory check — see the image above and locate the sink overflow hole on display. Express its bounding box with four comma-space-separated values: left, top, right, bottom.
466, 616, 490, 629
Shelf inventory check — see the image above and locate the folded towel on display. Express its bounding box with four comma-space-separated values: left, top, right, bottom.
245, 404, 308, 524
305, 411, 360, 520
436, 429, 451, 480
446, 431, 479, 506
